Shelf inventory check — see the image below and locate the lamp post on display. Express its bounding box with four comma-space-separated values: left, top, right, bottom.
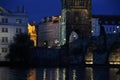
116, 25, 119, 36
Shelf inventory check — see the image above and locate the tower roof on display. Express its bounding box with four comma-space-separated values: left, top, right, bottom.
0, 7, 11, 14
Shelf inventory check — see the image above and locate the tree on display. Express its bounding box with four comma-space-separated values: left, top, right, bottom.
6, 33, 34, 64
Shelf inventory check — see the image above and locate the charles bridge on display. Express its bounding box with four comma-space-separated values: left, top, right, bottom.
30, 32, 120, 66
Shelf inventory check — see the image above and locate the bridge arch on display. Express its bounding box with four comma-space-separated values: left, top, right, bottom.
108, 42, 120, 64
85, 43, 97, 64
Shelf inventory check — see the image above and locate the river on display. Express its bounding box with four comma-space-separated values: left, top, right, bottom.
0, 66, 120, 80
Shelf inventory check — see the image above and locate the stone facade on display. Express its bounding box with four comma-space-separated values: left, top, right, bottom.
38, 16, 61, 48
0, 7, 28, 61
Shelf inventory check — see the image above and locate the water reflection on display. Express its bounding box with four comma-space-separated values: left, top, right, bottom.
27, 69, 36, 80
9, 68, 28, 80
109, 68, 120, 80
0, 67, 120, 80
0, 67, 9, 80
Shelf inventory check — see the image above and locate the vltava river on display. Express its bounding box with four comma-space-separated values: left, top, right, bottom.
0, 66, 120, 80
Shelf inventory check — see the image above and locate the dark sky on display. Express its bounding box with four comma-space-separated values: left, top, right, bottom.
0, 0, 120, 23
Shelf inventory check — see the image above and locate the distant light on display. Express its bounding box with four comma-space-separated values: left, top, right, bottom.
55, 39, 59, 44
73, 35, 76, 38
91, 30, 94, 33
59, 16, 61, 18
62, 22, 65, 25
48, 46, 51, 48
58, 44, 60, 46
117, 26, 119, 28
113, 30, 116, 33
44, 42, 46, 45
64, 38, 66, 41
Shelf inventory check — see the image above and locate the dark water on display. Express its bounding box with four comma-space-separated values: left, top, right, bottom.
0, 66, 120, 80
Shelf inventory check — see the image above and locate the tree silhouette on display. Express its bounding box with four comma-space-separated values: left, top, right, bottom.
6, 33, 34, 64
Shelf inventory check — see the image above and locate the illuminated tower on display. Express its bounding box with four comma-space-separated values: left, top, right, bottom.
61, 0, 92, 44
28, 24, 37, 46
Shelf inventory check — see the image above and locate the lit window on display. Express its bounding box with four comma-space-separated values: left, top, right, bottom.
16, 19, 22, 24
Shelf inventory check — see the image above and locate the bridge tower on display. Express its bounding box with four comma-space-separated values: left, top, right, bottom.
61, 0, 92, 45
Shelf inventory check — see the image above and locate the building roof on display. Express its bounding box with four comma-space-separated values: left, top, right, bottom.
0, 7, 11, 14
0, 6, 27, 17
92, 15, 120, 25
40, 15, 61, 24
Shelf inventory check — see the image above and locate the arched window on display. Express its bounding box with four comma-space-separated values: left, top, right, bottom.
69, 31, 79, 43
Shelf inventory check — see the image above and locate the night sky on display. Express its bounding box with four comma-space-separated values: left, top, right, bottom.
0, 0, 120, 23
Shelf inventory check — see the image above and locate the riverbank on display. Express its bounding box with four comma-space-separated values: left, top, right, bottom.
0, 61, 120, 68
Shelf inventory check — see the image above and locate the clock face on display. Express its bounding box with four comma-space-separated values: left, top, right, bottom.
69, 31, 79, 43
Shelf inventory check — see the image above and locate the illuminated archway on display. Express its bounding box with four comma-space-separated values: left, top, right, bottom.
85, 44, 97, 64
109, 42, 120, 64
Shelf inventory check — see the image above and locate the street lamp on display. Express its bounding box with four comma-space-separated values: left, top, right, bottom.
113, 30, 116, 33
117, 25, 119, 28
116, 25, 120, 36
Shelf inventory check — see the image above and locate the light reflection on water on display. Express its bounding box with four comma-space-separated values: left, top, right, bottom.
0, 67, 120, 80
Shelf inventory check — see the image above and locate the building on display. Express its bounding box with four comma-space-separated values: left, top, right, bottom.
92, 15, 120, 35
61, 0, 92, 45
38, 16, 61, 48
28, 23, 37, 46
91, 15, 120, 64
91, 18, 100, 37
99, 15, 120, 34
0, 7, 28, 61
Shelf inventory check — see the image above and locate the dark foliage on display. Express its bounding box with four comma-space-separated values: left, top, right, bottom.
6, 33, 34, 64
110, 42, 120, 52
